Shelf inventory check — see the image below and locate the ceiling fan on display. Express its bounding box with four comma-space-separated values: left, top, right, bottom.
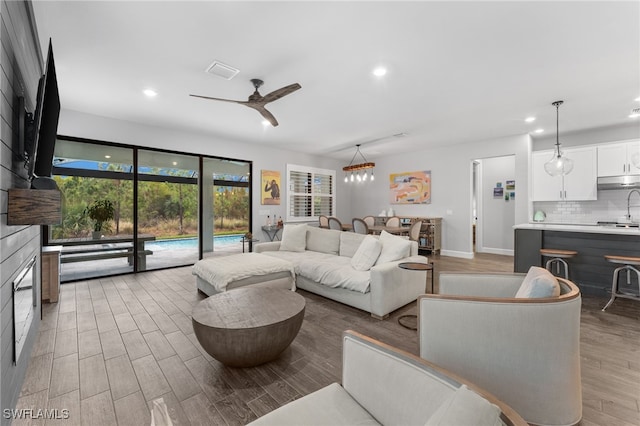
190, 79, 301, 127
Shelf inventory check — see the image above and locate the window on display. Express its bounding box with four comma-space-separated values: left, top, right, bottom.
286, 164, 335, 221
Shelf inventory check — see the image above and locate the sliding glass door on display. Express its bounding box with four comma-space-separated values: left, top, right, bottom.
137, 150, 199, 270
202, 158, 250, 258
50, 137, 252, 282
51, 140, 134, 281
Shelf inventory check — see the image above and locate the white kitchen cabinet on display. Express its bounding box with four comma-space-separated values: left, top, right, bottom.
532, 150, 562, 201
531, 146, 597, 201
597, 140, 640, 177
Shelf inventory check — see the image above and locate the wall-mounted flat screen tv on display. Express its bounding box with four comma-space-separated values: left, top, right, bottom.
26, 39, 60, 188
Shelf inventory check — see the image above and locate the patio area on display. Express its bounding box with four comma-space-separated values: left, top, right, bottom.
59, 241, 243, 282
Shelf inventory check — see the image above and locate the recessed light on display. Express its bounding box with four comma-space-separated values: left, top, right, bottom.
533, 129, 544, 134
262, 120, 270, 126
143, 89, 158, 97
525, 117, 536, 123
172, 161, 178, 166
104, 155, 111, 159
372, 67, 387, 77
630, 113, 640, 118
635, 97, 640, 102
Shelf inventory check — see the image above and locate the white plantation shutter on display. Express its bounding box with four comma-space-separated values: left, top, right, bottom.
287, 164, 335, 221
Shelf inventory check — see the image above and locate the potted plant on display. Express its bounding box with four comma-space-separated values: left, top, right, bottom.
85, 199, 115, 239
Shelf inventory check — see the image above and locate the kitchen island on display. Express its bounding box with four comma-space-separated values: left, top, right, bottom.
514, 223, 640, 296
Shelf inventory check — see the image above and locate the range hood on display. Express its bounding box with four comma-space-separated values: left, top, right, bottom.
597, 175, 640, 190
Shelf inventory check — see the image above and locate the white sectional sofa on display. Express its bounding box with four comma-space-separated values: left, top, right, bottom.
248, 330, 527, 426
254, 224, 428, 319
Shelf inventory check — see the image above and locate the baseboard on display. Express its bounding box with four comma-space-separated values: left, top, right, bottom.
478, 248, 514, 256
440, 250, 474, 259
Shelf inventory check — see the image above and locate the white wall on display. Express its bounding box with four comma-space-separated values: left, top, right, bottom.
349, 134, 531, 258
57, 109, 351, 237
477, 155, 515, 255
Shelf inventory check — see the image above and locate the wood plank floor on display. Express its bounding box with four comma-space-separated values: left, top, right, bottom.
15, 253, 640, 425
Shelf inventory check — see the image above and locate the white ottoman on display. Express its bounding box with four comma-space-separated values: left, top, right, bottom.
192, 253, 296, 296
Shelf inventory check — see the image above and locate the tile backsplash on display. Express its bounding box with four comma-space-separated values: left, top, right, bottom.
533, 189, 640, 223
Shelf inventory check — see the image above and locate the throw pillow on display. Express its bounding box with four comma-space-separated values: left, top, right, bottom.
375, 231, 411, 265
350, 236, 382, 271
279, 224, 307, 252
425, 385, 502, 426
515, 266, 561, 298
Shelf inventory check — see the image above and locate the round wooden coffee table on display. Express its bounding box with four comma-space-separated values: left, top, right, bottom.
192, 287, 305, 367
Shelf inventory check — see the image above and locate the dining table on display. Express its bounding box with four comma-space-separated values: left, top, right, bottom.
367, 225, 409, 235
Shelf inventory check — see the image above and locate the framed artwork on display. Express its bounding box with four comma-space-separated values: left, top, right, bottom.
506, 180, 515, 190
389, 170, 431, 204
261, 170, 281, 205
493, 187, 504, 197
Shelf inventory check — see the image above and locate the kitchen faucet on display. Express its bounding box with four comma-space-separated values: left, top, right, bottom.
627, 189, 640, 222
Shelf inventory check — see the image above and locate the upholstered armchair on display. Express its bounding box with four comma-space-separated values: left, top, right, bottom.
418, 272, 582, 426
249, 330, 527, 425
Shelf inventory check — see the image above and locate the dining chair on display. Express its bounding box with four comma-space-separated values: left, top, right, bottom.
328, 217, 343, 231
352, 218, 369, 235
385, 216, 400, 227
362, 216, 375, 227
318, 215, 329, 229
408, 220, 422, 241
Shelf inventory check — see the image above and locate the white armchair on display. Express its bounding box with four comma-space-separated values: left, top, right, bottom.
418, 272, 582, 426
249, 330, 526, 426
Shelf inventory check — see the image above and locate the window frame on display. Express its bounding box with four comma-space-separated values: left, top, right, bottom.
286, 163, 336, 222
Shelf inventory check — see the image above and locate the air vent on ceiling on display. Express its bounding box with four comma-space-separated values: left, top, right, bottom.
205, 60, 240, 80
632, 108, 640, 115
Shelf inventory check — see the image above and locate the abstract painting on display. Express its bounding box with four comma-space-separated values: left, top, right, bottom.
389, 170, 431, 204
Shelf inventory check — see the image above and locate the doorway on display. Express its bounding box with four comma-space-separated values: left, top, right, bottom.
472, 155, 516, 255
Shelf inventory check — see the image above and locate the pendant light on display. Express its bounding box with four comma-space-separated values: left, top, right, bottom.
343, 144, 375, 184
544, 100, 574, 176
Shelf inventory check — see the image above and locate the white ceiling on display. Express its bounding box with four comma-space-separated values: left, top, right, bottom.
32, 1, 640, 160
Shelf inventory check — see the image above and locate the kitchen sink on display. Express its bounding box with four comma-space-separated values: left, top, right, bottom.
597, 221, 640, 228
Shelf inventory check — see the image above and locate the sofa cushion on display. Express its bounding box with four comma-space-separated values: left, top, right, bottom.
376, 231, 411, 265
425, 384, 501, 426
247, 382, 380, 426
515, 266, 560, 298
350, 236, 382, 271
306, 226, 341, 255
339, 232, 367, 258
279, 224, 307, 252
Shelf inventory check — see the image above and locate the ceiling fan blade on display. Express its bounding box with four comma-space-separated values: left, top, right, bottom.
189, 94, 242, 104
262, 83, 301, 104
248, 104, 279, 127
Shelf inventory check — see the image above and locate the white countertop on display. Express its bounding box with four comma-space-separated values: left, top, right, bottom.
514, 223, 640, 236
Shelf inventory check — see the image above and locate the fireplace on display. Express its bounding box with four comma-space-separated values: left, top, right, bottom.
13, 257, 36, 364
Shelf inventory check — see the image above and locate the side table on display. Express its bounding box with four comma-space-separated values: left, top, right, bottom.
261, 225, 282, 241
241, 237, 259, 253
397, 261, 434, 330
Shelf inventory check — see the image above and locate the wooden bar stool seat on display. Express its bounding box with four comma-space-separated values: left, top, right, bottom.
602, 255, 640, 311
540, 248, 577, 279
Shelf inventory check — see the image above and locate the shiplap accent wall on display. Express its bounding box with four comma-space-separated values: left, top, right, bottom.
0, 1, 44, 419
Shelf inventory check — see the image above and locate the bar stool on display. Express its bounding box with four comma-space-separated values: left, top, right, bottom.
539, 248, 577, 279
602, 255, 640, 311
